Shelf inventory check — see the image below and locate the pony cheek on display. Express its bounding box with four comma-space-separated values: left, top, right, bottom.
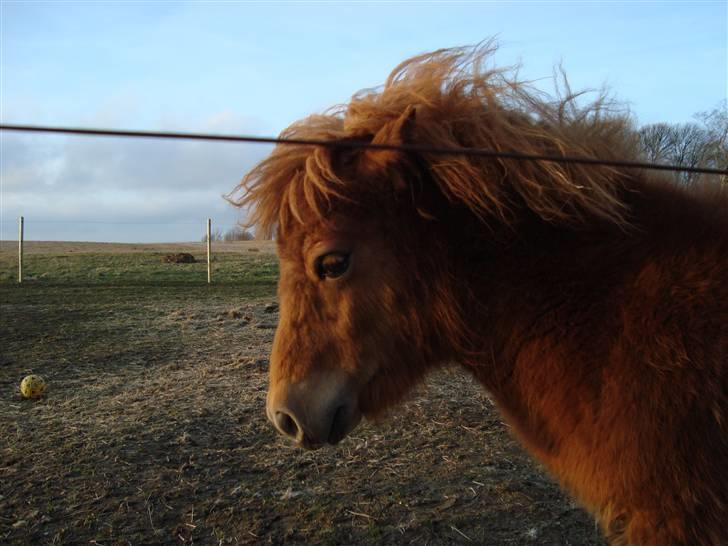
355, 364, 404, 420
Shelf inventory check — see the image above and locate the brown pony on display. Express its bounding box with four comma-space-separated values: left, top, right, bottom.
230, 44, 728, 545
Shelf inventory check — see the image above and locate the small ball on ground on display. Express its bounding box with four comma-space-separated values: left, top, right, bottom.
20, 374, 47, 399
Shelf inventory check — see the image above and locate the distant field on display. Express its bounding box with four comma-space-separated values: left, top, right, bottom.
0, 240, 277, 288
0, 240, 277, 255
0, 242, 604, 545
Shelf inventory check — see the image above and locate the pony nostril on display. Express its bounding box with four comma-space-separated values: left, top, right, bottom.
274, 410, 300, 439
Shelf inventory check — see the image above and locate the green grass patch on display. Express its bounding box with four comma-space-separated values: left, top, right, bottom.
0, 251, 279, 367
0, 251, 278, 289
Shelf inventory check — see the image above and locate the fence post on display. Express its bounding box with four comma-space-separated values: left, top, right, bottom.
207, 218, 212, 284
18, 216, 24, 284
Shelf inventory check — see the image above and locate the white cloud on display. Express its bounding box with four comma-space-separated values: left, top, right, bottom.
1, 112, 273, 241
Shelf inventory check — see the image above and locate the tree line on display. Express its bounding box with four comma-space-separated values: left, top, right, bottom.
638, 100, 727, 185
202, 226, 255, 242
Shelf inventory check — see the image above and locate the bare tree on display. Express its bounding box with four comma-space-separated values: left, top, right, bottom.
638, 123, 674, 163
670, 123, 712, 185
638, 122, 714, 186
697, 100, 728, 147
696, 101, 728, 184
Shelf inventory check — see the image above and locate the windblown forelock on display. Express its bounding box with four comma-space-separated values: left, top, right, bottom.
230, 41, 641, 237
228, 114, 354, 239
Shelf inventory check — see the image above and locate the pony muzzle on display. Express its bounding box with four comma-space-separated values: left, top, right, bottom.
266, 371, 362, 448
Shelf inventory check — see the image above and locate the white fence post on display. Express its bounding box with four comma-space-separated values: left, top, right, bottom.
18, 216, 24, 284
207, 218, 212, 284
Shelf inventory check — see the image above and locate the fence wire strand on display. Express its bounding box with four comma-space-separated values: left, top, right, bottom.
1, 123, 725, 176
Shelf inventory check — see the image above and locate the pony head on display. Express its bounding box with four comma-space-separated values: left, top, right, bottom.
230, 43, 635, 448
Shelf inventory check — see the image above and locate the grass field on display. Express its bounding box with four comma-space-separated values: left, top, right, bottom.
0, 241, 604, 545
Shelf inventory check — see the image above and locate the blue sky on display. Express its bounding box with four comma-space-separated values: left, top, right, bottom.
1, 0, 726, 242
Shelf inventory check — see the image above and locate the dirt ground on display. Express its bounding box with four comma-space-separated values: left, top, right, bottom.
0, 243, 605, 545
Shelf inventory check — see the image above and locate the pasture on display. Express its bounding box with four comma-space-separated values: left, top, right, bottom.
0, 241, 603, 545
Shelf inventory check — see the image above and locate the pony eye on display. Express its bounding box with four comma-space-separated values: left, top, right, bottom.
315, 252, 350, 280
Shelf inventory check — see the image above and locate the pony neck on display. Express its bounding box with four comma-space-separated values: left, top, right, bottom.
446, 184, 644, 455
443, 175, 727, 514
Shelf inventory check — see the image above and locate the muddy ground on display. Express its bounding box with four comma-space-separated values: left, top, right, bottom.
0, 243, 605, 545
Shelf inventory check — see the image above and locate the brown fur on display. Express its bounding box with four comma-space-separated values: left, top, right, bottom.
230, 44, 728, 545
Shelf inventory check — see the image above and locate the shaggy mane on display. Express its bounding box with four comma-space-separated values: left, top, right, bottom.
230, 42, 644, 238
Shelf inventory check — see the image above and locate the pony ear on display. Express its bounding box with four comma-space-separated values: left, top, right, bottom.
362, 105, 417, 175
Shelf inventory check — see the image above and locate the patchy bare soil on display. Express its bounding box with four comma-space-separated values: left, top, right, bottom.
0, 243, 605, 545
